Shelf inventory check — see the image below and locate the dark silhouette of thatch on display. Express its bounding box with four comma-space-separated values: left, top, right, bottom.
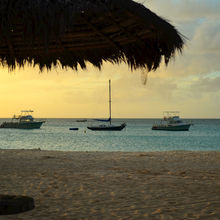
0, 0, 184, 71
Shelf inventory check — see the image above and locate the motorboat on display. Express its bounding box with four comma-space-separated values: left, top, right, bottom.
0, 110, 45, 129
152, 111, 193, 131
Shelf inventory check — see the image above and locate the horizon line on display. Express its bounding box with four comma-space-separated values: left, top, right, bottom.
0, 117, 220, 119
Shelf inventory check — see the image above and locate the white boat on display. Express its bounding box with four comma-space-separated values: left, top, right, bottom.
87, 80, 126, 131
152, 111, 193, 131
0, 110, 45, 129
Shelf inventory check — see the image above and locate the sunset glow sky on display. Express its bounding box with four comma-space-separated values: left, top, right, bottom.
0, 0, 220, 118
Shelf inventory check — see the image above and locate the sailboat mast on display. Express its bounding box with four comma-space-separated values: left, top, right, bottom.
109, 80, 111, 124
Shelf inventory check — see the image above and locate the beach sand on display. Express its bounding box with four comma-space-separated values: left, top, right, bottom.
0, 149, 220, 219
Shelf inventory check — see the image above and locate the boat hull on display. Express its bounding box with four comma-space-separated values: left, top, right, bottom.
152, 124, 191, 131
87, 123, 126, 131
0, 121, 45, 129
76, 120, 87, 122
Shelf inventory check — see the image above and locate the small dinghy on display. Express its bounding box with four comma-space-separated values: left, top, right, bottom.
69, 128, 79, 131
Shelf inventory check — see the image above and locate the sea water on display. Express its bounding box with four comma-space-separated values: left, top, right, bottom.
0, 118, 220, 152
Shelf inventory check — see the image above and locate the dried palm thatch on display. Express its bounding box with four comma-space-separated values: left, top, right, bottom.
0, 0, 184, 71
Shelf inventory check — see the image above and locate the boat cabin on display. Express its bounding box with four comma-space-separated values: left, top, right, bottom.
12, 110, 35, 122
163, 111, 183, 123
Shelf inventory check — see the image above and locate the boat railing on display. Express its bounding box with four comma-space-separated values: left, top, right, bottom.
12, 115, 20, 120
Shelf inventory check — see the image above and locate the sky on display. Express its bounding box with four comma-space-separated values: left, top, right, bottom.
0, 0, 220, 118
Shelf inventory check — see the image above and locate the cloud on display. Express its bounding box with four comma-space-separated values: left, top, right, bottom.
145, 0, 220, 22
147, 11, 220, 78
189, 76, 220, 94
192, 19, 220, 54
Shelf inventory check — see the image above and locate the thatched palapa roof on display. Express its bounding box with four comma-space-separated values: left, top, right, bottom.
0, 0, 184, 71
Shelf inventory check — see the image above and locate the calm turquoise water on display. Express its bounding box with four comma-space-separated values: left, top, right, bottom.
0, 119, 220, 152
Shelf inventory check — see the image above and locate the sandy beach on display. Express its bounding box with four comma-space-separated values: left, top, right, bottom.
0, 149, 220, 219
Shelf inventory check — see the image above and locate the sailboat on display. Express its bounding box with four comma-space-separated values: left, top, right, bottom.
87, 80, 126, 131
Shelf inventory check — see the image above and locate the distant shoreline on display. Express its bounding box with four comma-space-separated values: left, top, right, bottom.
1, 117, 220, 120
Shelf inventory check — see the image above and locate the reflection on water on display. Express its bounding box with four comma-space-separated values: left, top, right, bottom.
0, 118, 220, 152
